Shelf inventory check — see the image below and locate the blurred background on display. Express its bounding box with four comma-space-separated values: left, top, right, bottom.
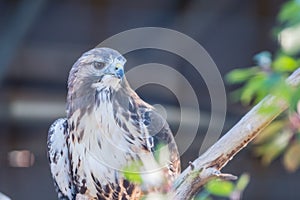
1, 0, 299, 199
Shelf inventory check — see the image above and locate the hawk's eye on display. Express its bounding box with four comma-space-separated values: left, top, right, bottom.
93, 61, 106, 70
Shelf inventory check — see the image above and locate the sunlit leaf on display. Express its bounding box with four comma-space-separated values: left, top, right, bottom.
235, 173, 250, 191
205, 179, 234, 197
254, 89, 269, 104
225, 67, 258, 84
253, 120, 286, 144
240, 74, 266, 105
258, 79, 292, 114
123, 161, 143, 184
283, 141, 300, 172
270, 79, 292, 102
278, 0, 300, 27
279, 25, 300, 55
263, 74, 291, 103
273, 55, 298, 72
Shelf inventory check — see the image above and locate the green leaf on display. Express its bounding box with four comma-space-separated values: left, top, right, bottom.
228, 88, 244, 103
264, 73, 282, 89
258, 80, 291, 114
289, 87, 300, 111
153, 142, 167, 163
270, 78, 292, 102
240, 74, 266, 104
283, 141, 300, 172
273, 55, 298, 72
278, 0, 300, 26
235, 173, 250, 191
194, 190, 211, 200
225, 67, 258, 84
123, 161, 143, 184
205, 179, 234, 197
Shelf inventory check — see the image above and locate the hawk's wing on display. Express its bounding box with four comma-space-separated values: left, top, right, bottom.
111, 87, 181, 177
125, 105, 181, 190
139, 107, 181, 175
47, 118, 75, 199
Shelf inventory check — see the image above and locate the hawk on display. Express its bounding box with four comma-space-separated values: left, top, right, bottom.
47, 48, 180, 199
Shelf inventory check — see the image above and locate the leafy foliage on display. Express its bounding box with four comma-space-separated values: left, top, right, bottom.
226, 0, 300, 173
122, 161, 143, 184
196, 1, 300, 199
277, 0, 300, 30
194, 174, 250, 200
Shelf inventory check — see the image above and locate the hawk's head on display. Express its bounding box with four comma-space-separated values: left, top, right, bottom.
69, 48, 126, 90
67, 48, 127, 116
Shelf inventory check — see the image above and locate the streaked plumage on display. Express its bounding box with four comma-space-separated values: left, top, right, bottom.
47, 48, 180, 199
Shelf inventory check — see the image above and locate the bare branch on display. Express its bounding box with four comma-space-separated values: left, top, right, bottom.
171, 68, 300, 199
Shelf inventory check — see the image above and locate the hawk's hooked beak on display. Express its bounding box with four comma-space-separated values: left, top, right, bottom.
114, 63, 124, 79
103, 63, 124, 80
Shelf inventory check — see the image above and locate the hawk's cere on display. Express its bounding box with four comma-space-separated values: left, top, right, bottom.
47, 48, 181, 199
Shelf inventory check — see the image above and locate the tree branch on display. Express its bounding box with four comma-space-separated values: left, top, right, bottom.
171, 68, 300, 199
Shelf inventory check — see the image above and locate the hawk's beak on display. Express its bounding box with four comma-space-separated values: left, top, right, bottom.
104, 63, 124, 79
114, 63, 124, 79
